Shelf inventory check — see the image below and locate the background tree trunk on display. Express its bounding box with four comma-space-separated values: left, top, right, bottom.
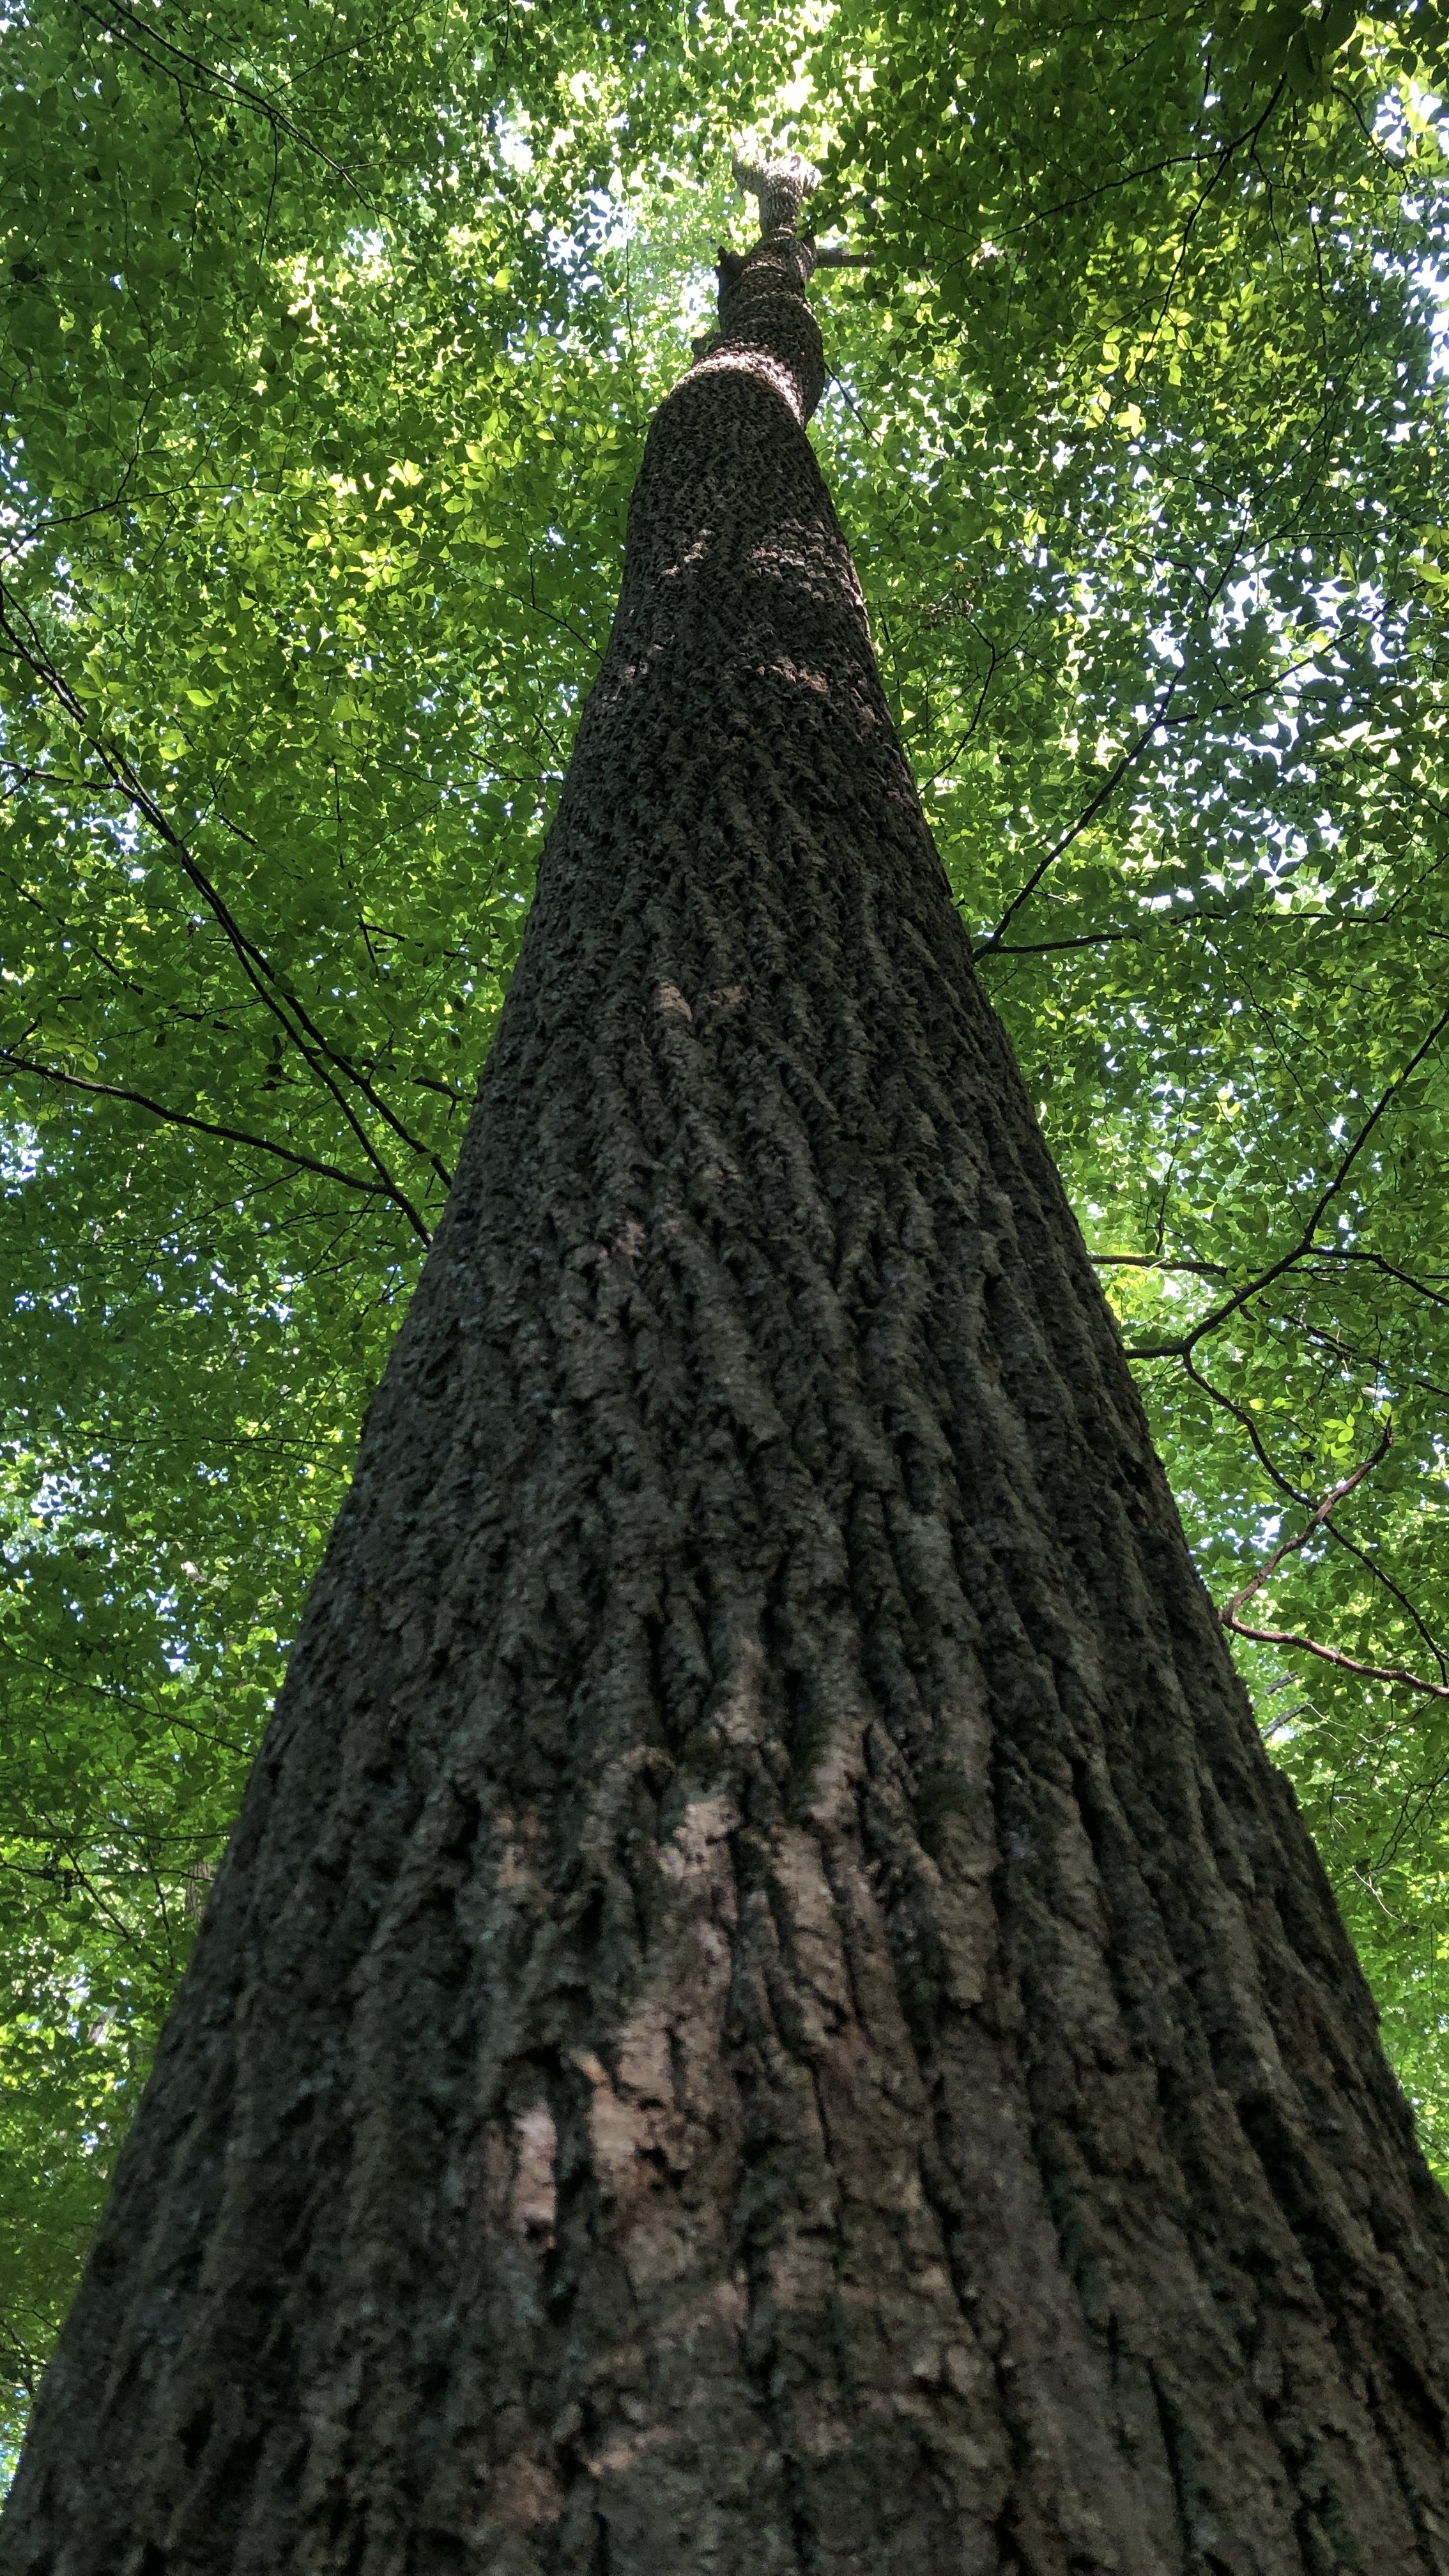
6, 158, 1449, 2576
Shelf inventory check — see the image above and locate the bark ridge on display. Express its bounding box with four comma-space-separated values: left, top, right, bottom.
6, 154, 1449, 2576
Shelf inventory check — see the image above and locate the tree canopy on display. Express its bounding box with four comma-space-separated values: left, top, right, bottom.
3, 0, 1449, 2469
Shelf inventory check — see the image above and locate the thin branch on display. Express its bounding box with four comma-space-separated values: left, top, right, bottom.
1092, 1252, 1228, 1278
1310, 1246, 1449, 1312
984, 151, 1199, 244
1193, 1368, 1449, 1687
0, 1049, 432, 1243
974, 640, 1325, 958
920, 634, 1000, 786
75, 0, 374, 204
973, 674, 1186, 955
1221, 1421, 1394, 1625
1184, 1351, 1310, 1507
194, 804, 456, 1193
1134, 79, 1289, 378
1126, 993, 1449, 1358
1184, 1353, 1449, 1682
1215, 1420, 1449, 1698
1101, 1244, 1448, 1321
825, 368, 879, 442
0, 592, 453, 1200
976, 903, 1337, 958
979, 923, 1156, 956
411, 1071, 473, 1104
1222, 1613, 1449, 1701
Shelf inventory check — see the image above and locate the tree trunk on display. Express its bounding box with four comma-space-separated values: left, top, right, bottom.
7, 157, 1449, 2576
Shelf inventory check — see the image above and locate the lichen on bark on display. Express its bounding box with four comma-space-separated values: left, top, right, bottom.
6, 151, 1449, 2576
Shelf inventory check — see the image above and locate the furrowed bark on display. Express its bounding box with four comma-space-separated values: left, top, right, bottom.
6, 155, 1449, 2576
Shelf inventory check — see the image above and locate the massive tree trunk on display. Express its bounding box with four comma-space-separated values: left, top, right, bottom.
8, 155, 1449, 2576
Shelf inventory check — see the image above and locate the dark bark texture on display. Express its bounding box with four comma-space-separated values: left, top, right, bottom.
7, 157, 1449, 2576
